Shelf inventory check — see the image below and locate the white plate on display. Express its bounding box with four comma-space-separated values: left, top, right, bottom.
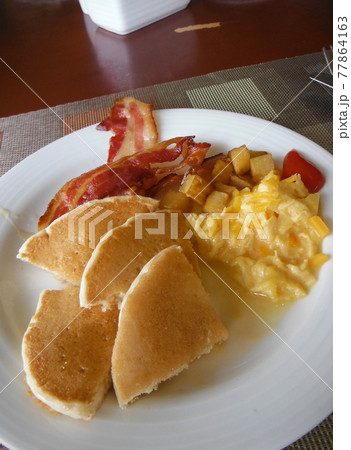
0, 109, 332, 450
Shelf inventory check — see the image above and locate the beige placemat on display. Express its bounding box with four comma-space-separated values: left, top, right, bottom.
0, 51, 333, 449
0, 52, 332, 177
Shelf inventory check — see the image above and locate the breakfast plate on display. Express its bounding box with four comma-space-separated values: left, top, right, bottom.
0, 109, 333, 449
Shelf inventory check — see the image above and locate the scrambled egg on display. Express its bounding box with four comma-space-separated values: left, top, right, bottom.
191, 171, 330, 302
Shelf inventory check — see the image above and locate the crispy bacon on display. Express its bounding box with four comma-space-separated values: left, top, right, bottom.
38, 137, 210, 230
97, 97, 158, 163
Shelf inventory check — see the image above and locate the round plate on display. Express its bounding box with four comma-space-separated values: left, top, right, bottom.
0, 109, 332, 450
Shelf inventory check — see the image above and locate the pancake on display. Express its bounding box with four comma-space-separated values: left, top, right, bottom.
17, 196, 159, 285
22, 285, 119, 420
79, 210, 200, 308
111, 245, 228, 408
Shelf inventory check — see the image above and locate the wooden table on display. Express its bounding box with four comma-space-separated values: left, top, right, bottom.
0, 0, 332, 118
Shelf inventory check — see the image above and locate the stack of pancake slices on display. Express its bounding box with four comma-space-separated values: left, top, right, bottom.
18, 195, 228, 420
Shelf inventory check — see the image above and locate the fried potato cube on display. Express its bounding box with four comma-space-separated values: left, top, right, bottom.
229, 174, 253, 190
250, 153, 275, 182
229, 145, 250, 175
159, 189, 193, 212
214, 182, 235, 194
180, 174, 213, 205
211, 159, 233, 184
203, 190, 229, 213
249, 150, 267, 158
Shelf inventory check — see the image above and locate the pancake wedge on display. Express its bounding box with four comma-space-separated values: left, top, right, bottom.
22, 285, 119, 420
80, 210, 200, 308
17, 196, 158, 285
111, 245, 228, 408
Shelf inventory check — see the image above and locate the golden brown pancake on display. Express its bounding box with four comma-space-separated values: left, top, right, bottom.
22, 285, 119, 420
79, 210, 200, 308
17, 196, 159, 285
111, 245, 228, 408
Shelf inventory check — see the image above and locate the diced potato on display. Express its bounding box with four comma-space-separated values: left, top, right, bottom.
203, 190, 229, 213
249, 150, 267, 158
179, 174, 213, 205
229, 174, 253, 190
308, 216, 330, 238
159, 189, 193, 212
214, 182, 235, 194
308, 253, 329, 267
211, 159, 233, 184
250, 154, 275, 183
229, 145, 250, 175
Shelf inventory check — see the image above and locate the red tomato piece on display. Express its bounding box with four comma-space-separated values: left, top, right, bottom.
281, 150, 325, 193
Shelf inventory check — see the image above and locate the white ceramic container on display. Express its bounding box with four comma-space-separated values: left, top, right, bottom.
79, 0, 191, 35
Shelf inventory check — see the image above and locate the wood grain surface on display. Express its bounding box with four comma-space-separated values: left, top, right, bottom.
0, 0, 332, 117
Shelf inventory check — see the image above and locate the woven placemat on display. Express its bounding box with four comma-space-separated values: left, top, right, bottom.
0, 52, 332, 177
0, 52, 332, 449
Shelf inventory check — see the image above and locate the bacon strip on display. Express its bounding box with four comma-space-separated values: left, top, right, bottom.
38, 137, 210, 230
97, 97, 158, 163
